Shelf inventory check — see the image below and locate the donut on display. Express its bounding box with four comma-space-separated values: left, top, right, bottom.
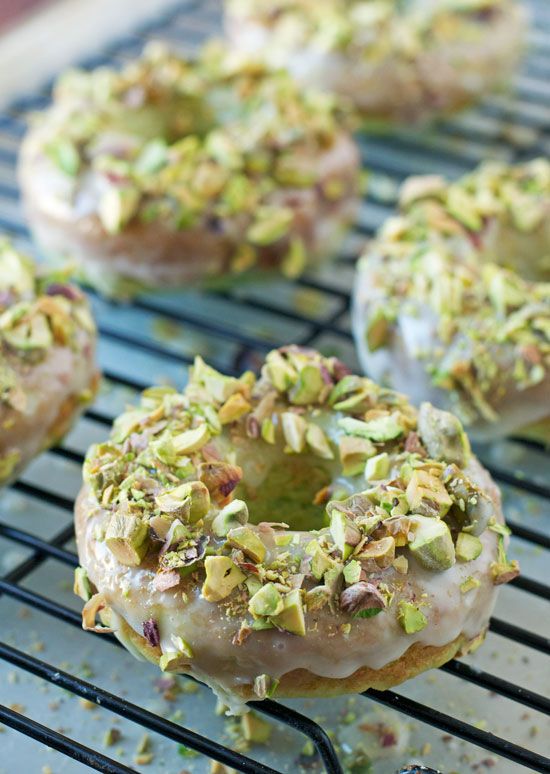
0, 240, 98, 486
74, 346, 518, 711
225, 0, 526, 124
18, 43, 360, 299
352, 159, 550, 442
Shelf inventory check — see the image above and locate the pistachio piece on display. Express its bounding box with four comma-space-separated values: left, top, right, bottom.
241, 712, 272, 744
406, 470, 452, 519
261, 418, 276, 444
306, 422, 334, 460
364, 452, 390, 481
73, 567, 93, 601
446, 186, 482, 231
98, 186, 139, 234
218, 393, 251, 424
343, 559, 362, 585
329, 375, 374, 413
417, 403, 471, 467
155, 481, 210, 523
289, 365, 324, 405
456, 532, 483, 562
246, 206, 293, 246
397, 601, 427, 634
46, 138, 80, 176
271, 589, 306, 636
159, 652, 188, 672
105, 512, 149, 566
330, 510, 361, 560
339, 436, 376, 476
338, 413, 404, 442
340, 582, 386, 616
365, 307, 391, 352
393, 555, 409, 574
305, 585, 332, 611
202, 556, 245, 602
227, 526, 266, 563
444, 464, 494, 536
264, 350, 297, 392
281, 412, 307, 453
310, 545, 338, 581
408, 515, 455, 572
248, 583, 284, 617
172, 424, 210, 454
253, 674, 279, 700
212, 499, 249, 537
490, 536, 520, 585
191, 356, 242, 403
460, 576, 481, 594
356, 536, 396, 568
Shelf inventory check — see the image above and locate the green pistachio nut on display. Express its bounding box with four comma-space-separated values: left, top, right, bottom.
365, 307, 391, 352
218, 393, 251, 424
46, 138, 80, 177
73, 567, 93, 601
227, 526, 266, 563
155, 480, 210, 523
281, 411, 307, 453
330, 510, 361, 560
248, 583, 284, 618
305, 585, 332, 611
338, 413, 404, 442
364, 452, 390, 482
289, 365, 324, 405
406, 469, 452, 519
417, 403, 471, 467
172, 424, 211, 454
456, 532, 483, 562
446, 185, 482, 231
264, 350, 297, 392
343, 559, 362, 585
105, 512, 150, 566
444, 464, 494, 536
201, 556, 245, 602
306, 423, 334, 460
246, 206, 293, 246
329, 375, 375, 413
338, 436, 376, 476
408, 515, 455, 572
310, 546, 338, 581
460, 576, 481, 594
191, 356, 242, 403
397, 600, 428, 634
98, 186, 139, 234
211, 499, 249, 537
356, 536, 396, 568
270, 589, 306, 636
0, 243, 35, 296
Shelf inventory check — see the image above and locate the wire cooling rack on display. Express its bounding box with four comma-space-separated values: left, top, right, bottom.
0, 1, 548, 772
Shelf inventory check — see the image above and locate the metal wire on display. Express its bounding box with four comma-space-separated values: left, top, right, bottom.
0, 0, 548, 772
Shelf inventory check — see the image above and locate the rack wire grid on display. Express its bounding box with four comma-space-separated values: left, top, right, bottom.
0, 1, 548, 772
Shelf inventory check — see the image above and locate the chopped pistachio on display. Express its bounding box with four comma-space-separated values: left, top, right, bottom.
408, 515, 455, 571
364, 452, 390, 481
241, 712, 272, 744
155, 481, 210, 523
310, 546, 337, 580
248, 583, 284, 617
105, 512, 149, 566
357, 536, 396, 568
192, 356, 242, 403
247, 206, 293, 246
218, 393, 251, 424
343, 560, 362, 585
46, 138, 80, 176
227, 526, 266, 563
417, 403, 471, 467
264, 350, 297, 391
212, 499, 249, 537
339, 436, 376, 476
330, 510, 361, 560
444, 464, 494, 536
306, 422, 334, 459
261, 417, 276, 444
460, 576, 481, 594
289, 365, 324, 405
98, 186, 139, 234
365, 307, 391, 351
172, 424, 210, 454
253, 674, 279, 700
201, 556, 245, 602
490, 536, 520, 585
281, 411, 307, 453
406, 469, 452, 519
397, 601, 427, 634
271, 589, 306, 636
456, 532, 483, 562
392, 555, 409, 574
338, 413, 404, 442
73, 567, 93, 602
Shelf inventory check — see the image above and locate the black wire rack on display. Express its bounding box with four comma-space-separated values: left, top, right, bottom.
0, 1, 549, 772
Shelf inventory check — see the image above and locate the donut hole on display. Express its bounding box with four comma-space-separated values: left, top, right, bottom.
235, 450, 337, 532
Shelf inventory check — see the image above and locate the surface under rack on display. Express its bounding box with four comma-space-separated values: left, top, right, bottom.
0, 1, 548, 773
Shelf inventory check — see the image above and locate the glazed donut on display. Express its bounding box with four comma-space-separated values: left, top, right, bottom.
352, 159, 550, 441
225, 0, 526, 124
0, 240, 98, 486
74, 347, 517, 711
19, 43, 360, 299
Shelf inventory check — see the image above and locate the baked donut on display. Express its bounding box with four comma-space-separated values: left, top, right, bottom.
0, 240, 98, 486
74, 347, 517, 711
18, 43, 360, 299
225, 0, 526, 124
352, 159, 550, 442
